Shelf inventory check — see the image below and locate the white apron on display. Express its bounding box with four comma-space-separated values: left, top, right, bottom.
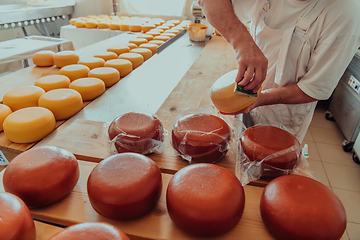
244, 0, 331, 143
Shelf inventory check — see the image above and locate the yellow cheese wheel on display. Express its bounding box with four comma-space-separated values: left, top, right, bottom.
146, 31, 161, 37
149, 21, 161, 27
87, 15, 98, 19
78, 57, 105, 70
85, 20, 98, 28
32, 50, 55, 67
0, 104, 12, 132
130, 48, 152, 61
98, 22, 110, 29
129, 38, 148, 46
157, 25, 170, 31
109, 22, 120, 30
154, 35, 170, 41
118, 53, 144, 69
167, 19, 181, 26
148, 40, 165, 46
173, 26, 186, 31
165, 29, 180, 34
38, 89, 83, 120
120, 23, 130, 31
3, 107, 56, 143
125, 43, 138, 50
69, 77, 105, 101
69, 18, 78, 25
152, 18, 165, 25
35, 75, 71, 92
104, 59, 133, 78
54, 51, 80, 68
107, 45, 130, 56
153, 28, 165, 33
99, 14, 109, 18
163, 23, 175, 28
136, 34, 154, 41
139, 43, 158, 55
88, 67, 120, 87
129, 24, 142, 32
75, 20, 86, 28
59, 64, 90, 82
142, 24, 156, 33
161, 32, 176, 38
94, 52, 118, 61
3, 86, 45, 111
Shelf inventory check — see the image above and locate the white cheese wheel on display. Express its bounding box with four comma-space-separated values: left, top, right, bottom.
139, 43, 158, 55
3, 86, 45, 111
77, 57, 105, 70
54, 51, 80, 68
59, 64, 90, 82
94, 52, 118, 62
88, 67, 120, 87
69, 77, 106, 101
104, 59, 133, 78
34, 75, 71, 92
118, 53, 144, 69
3, 107, 56, 143
0, 104, 12, 132
32, 50, 55, 67
130, 48, 152, 61
38, 89, 83, 120
107, 45, 130, 56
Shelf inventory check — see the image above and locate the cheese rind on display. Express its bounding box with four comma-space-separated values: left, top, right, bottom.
104, 59, 133, 78
54, 51, 80, 68
118, 53, 144, 69
88, 67, 120, 87
0, 104, 12, 132
38, 89, 83, 120
35, 75, 71, 92
3, 86, 45, 111
77, 57, 105, 70
3, 107, 56, 143
130, 48, 152, 61
69, 77, 105, 101
58, 64, 90, 82
32, 50, 55, 67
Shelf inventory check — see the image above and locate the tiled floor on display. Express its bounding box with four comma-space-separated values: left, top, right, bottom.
303, 101, 360, 240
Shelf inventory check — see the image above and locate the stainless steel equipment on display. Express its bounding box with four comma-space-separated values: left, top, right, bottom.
191, 1, 204, 24
328, 50, 360, 152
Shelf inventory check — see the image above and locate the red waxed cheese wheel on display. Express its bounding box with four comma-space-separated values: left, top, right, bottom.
240, 125, 301, 176
3, 146, 80, 208
0, 192, 36, 240
108, 112, 164, 154
87, 153, 162, 220
171, 113, 231, 163
49, 222, 130, 240
260, 175, 347, 240
167, 163, 245, 237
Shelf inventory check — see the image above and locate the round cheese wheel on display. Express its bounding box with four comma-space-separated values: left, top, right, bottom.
107, 45, 130, 56
3, 86, 45, 111
130, 48, 152, 61
153, 35, 171, 41
87, 153, 162, 220
104, 59, 133, 78
108, 112, 164, 154
0, 104, 12, 132
146, 31, 161, 37
35, 75, 71, 92
54, 51, 80, 68
148, 40, 165, 46
125, 42, 138, 50
260, 175, 347, 240
240, 125, 301, 176
142, 24, 156, 32
157, 25, 170, 31
139, 43, 157, 55
167, 19, 181, 26
173, 26, 186, 31
69, 77, 105, 101
88, 67, 120, 87
69, 18, 78, 25
87, 15, 98, 19
98, 14, 109, 18
85, 20, 98, 28
0, 192, 36, 240
38, 89, 83, 120
32, 50, 55, 67
161, 32, 176, 38
129, 38, 148, 46
118, 53, 144, 69
129, 24, 142, 32
94, 52, 118, 62
59, 64, 90, 82
165, 29, 180, 34
78, 57, 105, 70
163, 23, 175, 28
136, 34, 154, 41
171, 113, 231, 163
3, 146, 79, 208
120, 23, 130, 31
210, 70, 260, 114
49, 222, 130, 240
98, 21, 110, 29
75, 20, 86, 28
109, 22, 120, 30
167, 163, 245, 237
3, 107, 56, 143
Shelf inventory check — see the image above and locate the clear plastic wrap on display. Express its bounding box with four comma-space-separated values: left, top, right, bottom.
104, 112, 167, 155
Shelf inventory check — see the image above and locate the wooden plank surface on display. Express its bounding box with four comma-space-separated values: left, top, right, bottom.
0, 160, 275, 240
35, 220, 63, 240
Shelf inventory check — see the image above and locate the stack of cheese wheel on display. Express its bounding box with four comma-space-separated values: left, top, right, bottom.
0, 104, 12, 132
49, 222, 130, 240
3, 146, 80, 207
32, 50, 55, 67
0, 192, 36, 240
171, 113, 231, 163
167, 163, 245, 237
104, 59, 133, 78
78, 57, 105, 70
2, 86, 45, 111
69, 77, 106, 101
87, 153, 162, 220
59, 64, 90, 82
260, 175, 347, 240
88, 67, 120, 87
34, 75, 71, 92
108, 112, 165, 154
54, 51, 80, 68
240, 125, 301, 177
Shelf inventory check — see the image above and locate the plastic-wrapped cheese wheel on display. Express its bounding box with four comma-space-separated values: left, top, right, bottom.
240, 125, 301, 177
94, 52, 118, 62
3, 146, 79, 208
34, 75, 71, 92
3, 107, 56, 143
0, 104, 12, 132
108, 112, 165, 154
0, 192, 36, 240
69, 77, 105, 101
130, 48, 152, 61
54, 51, 80, 68
87, 153, 162, 220
167, 163, 245, 237
104, 59, 133, 78
78, 57, 105, 70
107, 45, 130, 56
38, 88, 83, 120
171, 113, 231, 163
59, 64, 90, 82
49, 222, 130, 240
32, 50, 55, 67
3, 86, 45, 111
118, 53, 144, 69
88, 67, 120, 87
260, 175, 347, 240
